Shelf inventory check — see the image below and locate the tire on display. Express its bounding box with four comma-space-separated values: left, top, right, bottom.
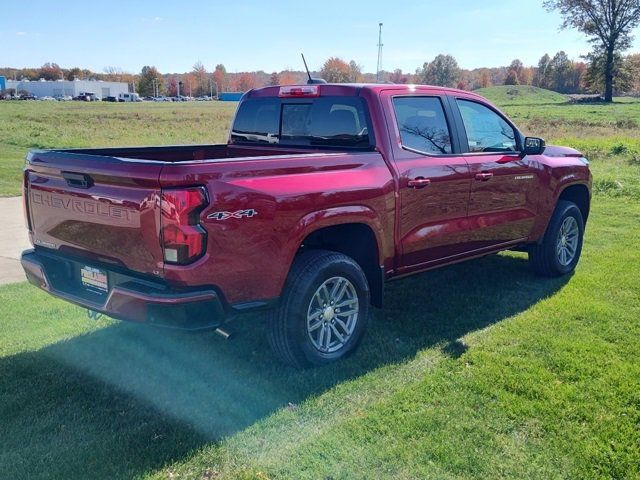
268, 249, 370, 368
529, 200, 585, 277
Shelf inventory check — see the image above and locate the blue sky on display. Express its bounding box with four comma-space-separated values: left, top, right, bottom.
2, 0, 639, 74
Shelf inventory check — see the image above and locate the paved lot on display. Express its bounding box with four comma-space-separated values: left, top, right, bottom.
0, 196, 30, 285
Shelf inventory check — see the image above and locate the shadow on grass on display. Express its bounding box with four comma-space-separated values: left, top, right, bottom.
0, 253, 569, 479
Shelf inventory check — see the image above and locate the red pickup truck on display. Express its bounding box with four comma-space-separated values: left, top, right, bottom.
21, 83, 591, 367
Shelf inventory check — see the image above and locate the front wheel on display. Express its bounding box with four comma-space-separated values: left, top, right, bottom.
268, 250, 370, 368
529, 200, 585, 277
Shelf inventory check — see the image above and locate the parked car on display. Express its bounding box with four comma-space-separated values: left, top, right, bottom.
118, 92, 141, 102
21, 83, 592, 367
103, 96, 118, 102
73, 92, 100, 102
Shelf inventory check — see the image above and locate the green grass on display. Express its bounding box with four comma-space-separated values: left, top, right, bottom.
0, 101, 237, 196
475, 85, 569, 106
1, 95, 640, 479
2, 193, 639, 479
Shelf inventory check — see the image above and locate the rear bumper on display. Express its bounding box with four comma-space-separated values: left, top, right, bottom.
21, 249, 226, 330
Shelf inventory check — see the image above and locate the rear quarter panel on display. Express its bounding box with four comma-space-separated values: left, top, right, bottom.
159, 152, 396, 305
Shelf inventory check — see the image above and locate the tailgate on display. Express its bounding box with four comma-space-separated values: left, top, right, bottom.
25, 150, 164, 277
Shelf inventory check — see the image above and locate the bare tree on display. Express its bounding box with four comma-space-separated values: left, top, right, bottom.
544, 0, 640, 101
399, 124, 451, 154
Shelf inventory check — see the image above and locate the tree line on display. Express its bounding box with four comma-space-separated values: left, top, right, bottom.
3, 1, 639, 100
2, 51, 639, 99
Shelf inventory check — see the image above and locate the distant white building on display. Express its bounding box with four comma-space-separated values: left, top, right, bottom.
6, 78, 130, 99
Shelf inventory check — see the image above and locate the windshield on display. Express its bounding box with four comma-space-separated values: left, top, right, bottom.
230, 96, 373, 149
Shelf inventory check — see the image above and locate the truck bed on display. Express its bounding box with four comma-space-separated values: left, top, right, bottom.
49, 143, 335, 162
24, 144, 382, 283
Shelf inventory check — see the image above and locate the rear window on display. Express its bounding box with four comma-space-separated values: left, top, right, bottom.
231, 96, 373, 149
393, 96, 452, 154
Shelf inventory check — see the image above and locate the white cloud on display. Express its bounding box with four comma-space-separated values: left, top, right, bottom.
16, 31, 27, 36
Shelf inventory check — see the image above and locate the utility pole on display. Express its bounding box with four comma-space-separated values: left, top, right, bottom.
376, 22, 383, 83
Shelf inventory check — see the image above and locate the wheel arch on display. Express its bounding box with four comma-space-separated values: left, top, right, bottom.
557, 183, 590, 224
301, 222, 384, 308
290, 207, 384, 307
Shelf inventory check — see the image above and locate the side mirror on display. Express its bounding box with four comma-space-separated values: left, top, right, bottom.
522, 137, 546, 156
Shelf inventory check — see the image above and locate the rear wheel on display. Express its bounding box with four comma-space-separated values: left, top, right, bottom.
268, 250, 370, 368
529, 200, 585, 277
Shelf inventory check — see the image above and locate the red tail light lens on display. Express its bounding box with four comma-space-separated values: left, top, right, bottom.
160, 187, 208, 264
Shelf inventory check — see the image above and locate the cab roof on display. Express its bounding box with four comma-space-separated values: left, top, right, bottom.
246, 83, 485, 101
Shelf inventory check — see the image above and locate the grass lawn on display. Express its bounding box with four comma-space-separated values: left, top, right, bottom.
1, 89, 640, 479
0, 101, 237, 196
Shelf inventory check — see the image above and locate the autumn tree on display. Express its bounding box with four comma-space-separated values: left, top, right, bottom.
390, 69, 409, 83
213, 64, 227, 92
181, 73, 197, 96
269, 72, 280, 85
584, 50, 632, 94
544, 0, 640, 102
192, 61, 209, 96
66, 67, 83, 80
166, 76, 178, 96
233, 72, 257, 91
137, 66, 164, 96
320, 57, 352, 83
348, 60, 363, 82
627, 53, 640, 93
38, 62, 63, 80
417, 54, 460, 87
520, 67, 535, 85
504, 69, 520, 85
550, 51, 574, 92
534, 53, 553, 88
279, 71, 299, 85
478, 70, 492, 88
508, 59, 524, 79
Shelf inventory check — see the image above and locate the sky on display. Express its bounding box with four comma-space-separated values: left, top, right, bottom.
2, 0, 639, 75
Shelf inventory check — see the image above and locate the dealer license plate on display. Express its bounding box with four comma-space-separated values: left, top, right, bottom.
80, 265, 109, 295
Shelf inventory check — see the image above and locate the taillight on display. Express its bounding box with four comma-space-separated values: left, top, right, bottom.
278, 85, 320, 98
160, 187, 208, 264
23, 170, 32, 231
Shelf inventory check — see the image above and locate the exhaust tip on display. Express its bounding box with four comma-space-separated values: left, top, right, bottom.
215, 327, 234, 340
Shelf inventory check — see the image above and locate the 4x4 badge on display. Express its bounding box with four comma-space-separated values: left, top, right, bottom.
207, 209, 257, 221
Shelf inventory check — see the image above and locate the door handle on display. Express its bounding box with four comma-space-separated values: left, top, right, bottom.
62, 171, 93, 189
475, 172, 493, 181
408, 177, 431, 189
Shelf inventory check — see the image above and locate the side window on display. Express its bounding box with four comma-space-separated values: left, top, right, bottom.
457, 100, 517, 153
393, 96, 452, 154
232, 97, 280, 137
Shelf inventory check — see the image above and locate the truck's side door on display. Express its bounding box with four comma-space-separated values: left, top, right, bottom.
448, 96, 540, 249
383, 91, 471, 272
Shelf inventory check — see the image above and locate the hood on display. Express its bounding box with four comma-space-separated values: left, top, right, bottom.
543, 145, 584, 158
